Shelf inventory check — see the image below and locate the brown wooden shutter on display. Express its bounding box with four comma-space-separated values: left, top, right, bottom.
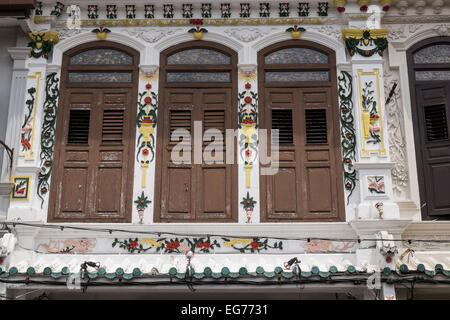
50, 89, 134, 222
416, 84, 450, 217
157, 88, 235, 222
262, 87, 342, 221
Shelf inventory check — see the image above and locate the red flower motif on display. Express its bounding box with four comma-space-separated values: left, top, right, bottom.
146, 83, 152, 90
196, 242, 203, 248
41, 187, 47, 193
144, 96, 152, 104
250, 240, 259, 250
244, 96, 252, 104
337, 7, 345, 13
365, 50, 371, 56
48, 107, 53, 112
21, 138, 31, 150
245, 149, 251, 157
142, 149, 149, 156
242, 118, 254, 124
382, 5, 390, 12
166, 240, 180, 250
129, 240, 139, 248
203, 241, 211, 249
189, 19, 203, 25
360, 5, 368, 12
245, 83, 251, 90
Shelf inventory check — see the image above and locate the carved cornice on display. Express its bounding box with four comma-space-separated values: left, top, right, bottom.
342, 28, 388, 40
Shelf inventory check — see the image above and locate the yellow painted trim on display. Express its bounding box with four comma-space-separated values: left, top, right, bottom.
35, 16, 333, 27
357, 68, 386, 156
334, 0, 348, 6
356, 0, 371, 5
10, 176, 31, 201
342, 28, 388, 40
20, 72, 41, 159
140, 71, 158, 82
29, 30, 59, 44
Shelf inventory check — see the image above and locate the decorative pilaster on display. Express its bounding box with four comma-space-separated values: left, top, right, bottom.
238, 64, 259, 224
343, 28, 399, 220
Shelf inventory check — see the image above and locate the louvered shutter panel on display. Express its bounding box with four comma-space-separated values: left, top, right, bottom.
305, 109, 328, 144
204, 109, 225, 144
424, 104, 449, 141
272, 109, 293, 144
67, 110, 90, 144
102, 110, 124, 144
170, 109, 191, 142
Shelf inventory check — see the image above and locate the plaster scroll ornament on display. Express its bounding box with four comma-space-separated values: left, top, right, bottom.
279, 2, 289, 17
224, 27, 268, 42
433, 24, 450, 36
311, 25, 341, 40
127, 28, 178, 43
56, 28, 83, 42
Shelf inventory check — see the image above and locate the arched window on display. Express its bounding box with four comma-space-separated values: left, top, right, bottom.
154, 41, 238, 222
48, 41, 139, 222
407, 37, 450, 220
258, 40, 345, 222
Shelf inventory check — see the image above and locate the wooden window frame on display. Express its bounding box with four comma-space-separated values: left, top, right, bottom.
407, 36, 450, 221
154, 41, 238, 223
258, 40, 345, 222
48, 41, 139, 223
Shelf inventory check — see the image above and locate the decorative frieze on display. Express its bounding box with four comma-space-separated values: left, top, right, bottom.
126, 5, 136, 19
106, 5, 117, 19
87, 5, 98, 19
201, 3, 212, 18
144, 5, 155, 19
298, 2, 309, 16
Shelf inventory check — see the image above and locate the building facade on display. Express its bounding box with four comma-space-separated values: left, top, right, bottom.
0, 0, 449, 300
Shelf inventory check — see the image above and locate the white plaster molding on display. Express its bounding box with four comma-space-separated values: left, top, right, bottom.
52, 31, 149, 66
252, 30, 347, 66
0, 183, 13, 196
402, 221, 450, 237
388, 23, 450, 51
7, 48, 30, 71
152, 31, 245, 65
354, 163, 395, 170
46, 64, 61, 73
224, 27, 273, 43
350, 219, 413, 237
126, 27, 179, 43
139, 64, 159, 74
237, 64, 257, 73
56, 27, 85, 41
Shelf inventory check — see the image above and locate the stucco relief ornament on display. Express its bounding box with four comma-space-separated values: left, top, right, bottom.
240, 3, 251, 18
182, 4, 193, 18
342, 29, 388, 57
87, 5, 98, 19
286, 25, 306, 39
298, 2, 309, 16
224, 27, 266, 42
433, 24, 450, 36
163, 4, 174, 18
188, 19, 208, 40
144, 5, 155, 19
221, 3, 231, 18
134, 191, 151, 224
50, 2, 64, 17
28, 31, 59, 59
368, 176, 385, 194
318, 2, 329, 16
259, 3, 270, 18
126, 5, 136, 19
375, 201, 384, 219
106, 5, 117, 19
92, 27, 110, 41
201, 3, 212, 18
241, 192, 257, 223
128, 28, 177, 44
279, 3, 289, 17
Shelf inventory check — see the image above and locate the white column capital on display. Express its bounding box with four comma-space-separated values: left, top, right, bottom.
7, 47, 30, 71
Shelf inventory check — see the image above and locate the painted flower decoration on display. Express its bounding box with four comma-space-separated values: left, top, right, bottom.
245, 83, 252, 90
250, 240, 260, 250
240, 192, 257, 209
144, 96, 152, 104
244, 96, 252, 104
142, 149, 150, 156
134, 191, 151, 209
92, 26, 111, 34
286, 25, 306, 33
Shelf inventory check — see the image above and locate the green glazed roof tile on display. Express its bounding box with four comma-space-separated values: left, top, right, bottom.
311, 266, 320, 274
0, 272, 9, 278
417, 264, 425, 272
26, 267, 35, 275
319, 272, 330, 278
193, 273, 204, 279
221, 267, 230, 276
256, 266, 264, 274
115, 268, 124, 276
105, 273, 116, 279
329, 266, 338, 273
203, 267, 212, 275
229, 272, 240, 278
123, 273, 133, 280
9, 267, 18, 275
435, 264, 444, 272
424, 270, 435, 277
383, 267, 392, 275
211, 273, 222, 279
239, 267, 247, 275
263, 271, 275, 278
399, 264, 409, 273
175, 273, 185, 279
61, 267, 69, 275
132, 268, 141, 277
281, 271, 294, 279
88, 272, 98, 279
97, 267, 106, 275
51, 272, 62, 279
169, 267, 177, 276
274, 266, 283, 274
43, 267, 52, 275
301, 271, 312, 278
347, 265, 356, 273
